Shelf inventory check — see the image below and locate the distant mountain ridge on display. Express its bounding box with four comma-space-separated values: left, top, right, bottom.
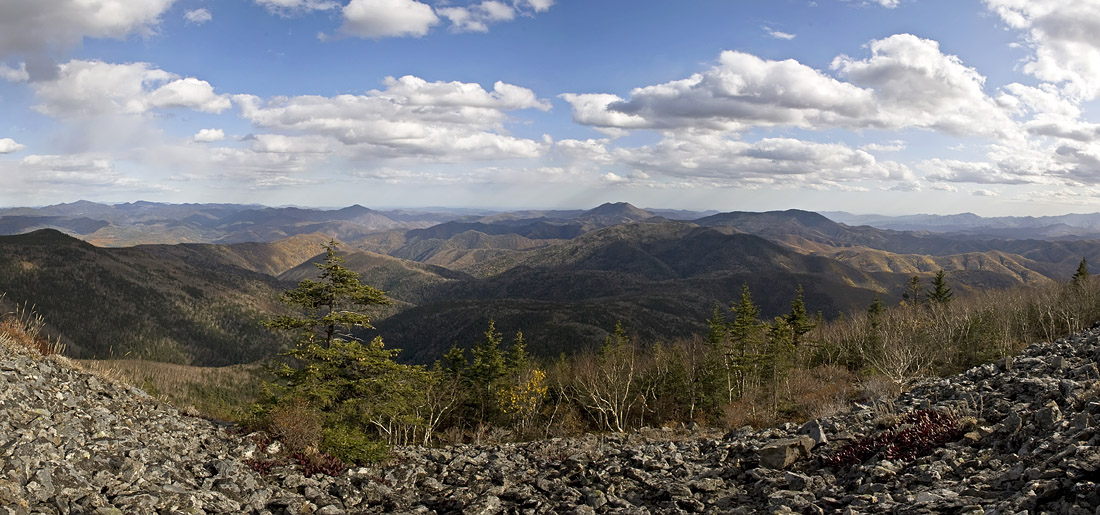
824, 211, 1100, 239
5, 203, 1100, 366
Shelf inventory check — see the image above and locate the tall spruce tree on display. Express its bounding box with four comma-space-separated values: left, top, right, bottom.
258, 241, 425, 464
265, 240, 388, 346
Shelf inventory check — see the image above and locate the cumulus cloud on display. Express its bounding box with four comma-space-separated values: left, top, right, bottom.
985, 0, 1100, 101
184, 9, 212, 25
831, 34, 1016, 137
234, 74, 551, 160
972, 189, 998, 197
11, 60, 230, 117
0, 0, 174, 57
763, 26, 796, 40
562, 35, 1014, 139
0, 138, 26, 153
193, 129, 225, 143
563, 51, 874, 132
337, 0, 440, 39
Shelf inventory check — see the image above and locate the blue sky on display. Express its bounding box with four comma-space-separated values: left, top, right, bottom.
1, 0, 1099, 215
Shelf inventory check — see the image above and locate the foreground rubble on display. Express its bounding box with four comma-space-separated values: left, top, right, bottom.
3, 328, 1100, 514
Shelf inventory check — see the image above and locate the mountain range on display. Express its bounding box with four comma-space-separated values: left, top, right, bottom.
2, 201, 1099, 365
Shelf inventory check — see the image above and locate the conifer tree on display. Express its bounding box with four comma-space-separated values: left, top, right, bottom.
786, 285, 815, 346
1073, 257, 1090, 286
265, 240, 388, 347
727, 284, 766, 401
926, 270, 954, 305
468, 319, 507, 425
257, 241, 424, 464
505, 330, 530, 373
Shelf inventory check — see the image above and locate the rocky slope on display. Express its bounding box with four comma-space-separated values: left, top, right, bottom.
3, 327, 1100, 514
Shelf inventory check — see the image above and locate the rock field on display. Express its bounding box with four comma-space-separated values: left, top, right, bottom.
3, 327, 1100, 514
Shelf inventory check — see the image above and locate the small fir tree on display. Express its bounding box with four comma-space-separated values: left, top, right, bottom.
1073, 257, 1090, 286
468, 319, 508, 425
786, 285, 816, 346
926, 270, 954, 305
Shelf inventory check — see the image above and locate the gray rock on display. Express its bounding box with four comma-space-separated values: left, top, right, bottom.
758, 436, 814, 469
800, 419, 828, 447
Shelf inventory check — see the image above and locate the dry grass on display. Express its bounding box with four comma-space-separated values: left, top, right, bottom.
79, 358, 265, 421
0, 296, 64, 357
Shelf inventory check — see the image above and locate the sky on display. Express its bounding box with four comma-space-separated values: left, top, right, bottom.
1, 0, 1099, 215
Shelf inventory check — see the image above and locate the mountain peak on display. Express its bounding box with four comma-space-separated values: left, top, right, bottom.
582, 202, 651, 219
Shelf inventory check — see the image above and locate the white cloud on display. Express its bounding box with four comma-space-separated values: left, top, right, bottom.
872, 0, 899, 7
920, 158, 1046, 185
253, 0, 338, 15
13, 154, 177, 196
985, 0, 1100, 101
247, 134, 331, 154
337, 0, 440, 39
184, 8, 212, 25
17, 60, 230, 117
234, 75, 550, 160
522, 0, 553, 12
0, 63, 29, 82
382, 74, 550, 110
440, 1, 516, 33
0, 0, 174, 56
861, 140, 907, 152
831, 34, 1016, 137
0, 138, 26, 153
762, 26, 796, 40
139, 143, 332, 190
972, 188, 998, 197
563, 52, 874, 132
193, 129, 225, 143
20, 154, 133, 186
604, 133, 913, 187
562, 36, 1014, 139
147, 77, 232, 113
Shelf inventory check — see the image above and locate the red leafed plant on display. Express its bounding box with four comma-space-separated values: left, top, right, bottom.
823, 410, 963, 468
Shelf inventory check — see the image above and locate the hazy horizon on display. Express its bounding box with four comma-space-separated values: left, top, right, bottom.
2, 1, 1099, 216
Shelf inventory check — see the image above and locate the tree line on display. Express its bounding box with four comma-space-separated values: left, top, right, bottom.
250, 243, 1100, 467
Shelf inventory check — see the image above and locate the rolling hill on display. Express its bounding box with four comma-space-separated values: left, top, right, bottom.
0, 230, 289, 365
